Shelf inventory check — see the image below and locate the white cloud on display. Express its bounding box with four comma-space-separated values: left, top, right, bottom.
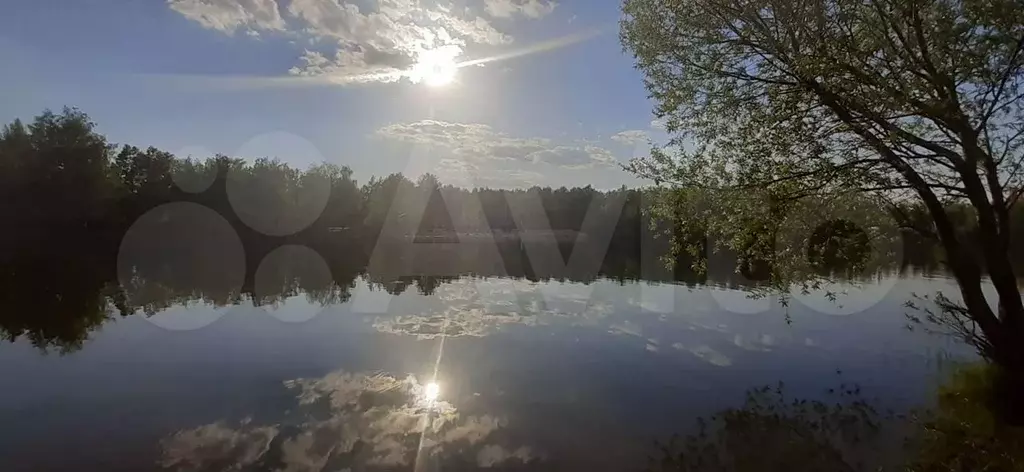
288, 48, 407, 84
528, 145, 616, 169
376, 119, 548, 159
284, 0, 503, 82
611, 129, 649, 146
286, 0, 508, 49
377, 120, 546, 161
169, 0, 551, 85
168, 0, 286, 33
484, 0, 557, 19
377, 120, 618, 170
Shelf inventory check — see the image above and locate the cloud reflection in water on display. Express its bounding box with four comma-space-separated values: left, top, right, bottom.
160, 370, 534, 471
365, 278, 810, 371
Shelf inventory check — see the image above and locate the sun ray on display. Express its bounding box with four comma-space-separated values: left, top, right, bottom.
456, 29, 604, 69
137, 30, 603, 91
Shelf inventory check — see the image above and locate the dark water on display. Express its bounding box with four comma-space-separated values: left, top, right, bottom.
0, 261, 977, 471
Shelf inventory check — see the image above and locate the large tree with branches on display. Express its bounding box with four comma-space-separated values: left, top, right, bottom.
621, 0, 1024, 415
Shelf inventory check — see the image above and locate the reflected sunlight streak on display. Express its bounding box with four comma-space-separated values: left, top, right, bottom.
413, 299, 451, 471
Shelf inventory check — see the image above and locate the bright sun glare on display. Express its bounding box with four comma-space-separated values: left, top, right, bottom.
410, 47, 459, 87
424, 381, 441, 402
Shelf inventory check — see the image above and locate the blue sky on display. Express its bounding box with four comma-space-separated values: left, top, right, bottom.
0, 0, 664, 188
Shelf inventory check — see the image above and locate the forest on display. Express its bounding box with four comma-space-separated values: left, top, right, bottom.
0, 108, 656, 352
0, 107, 1020, 353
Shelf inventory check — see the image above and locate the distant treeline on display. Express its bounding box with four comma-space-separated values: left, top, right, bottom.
0, 109, 648, 250
0, 109, 662, 351
0, 108, 1015, 351
0, 109, 658, 289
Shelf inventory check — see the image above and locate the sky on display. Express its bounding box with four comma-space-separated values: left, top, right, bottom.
0, 0, 666, 189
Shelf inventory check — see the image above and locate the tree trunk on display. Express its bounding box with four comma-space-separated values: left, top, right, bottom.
960, 249, 1024, 424
943, 260, 1024, 424
925, 191, 1024, 424
992, 348, 1024, 425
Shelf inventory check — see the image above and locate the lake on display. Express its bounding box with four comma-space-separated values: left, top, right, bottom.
0, 261, 976, 471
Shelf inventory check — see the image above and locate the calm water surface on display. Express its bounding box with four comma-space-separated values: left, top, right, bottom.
0, 271, 975, 471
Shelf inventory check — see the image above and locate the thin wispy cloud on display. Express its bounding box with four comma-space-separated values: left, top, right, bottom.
376, 119, 618, 169
169, 0, 287, 33
611, 130, 649, 146
484, 0, 557, 19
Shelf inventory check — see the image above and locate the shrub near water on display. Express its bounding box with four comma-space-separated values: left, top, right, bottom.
908, 365, 1024, 472
647, 366, 1024, 472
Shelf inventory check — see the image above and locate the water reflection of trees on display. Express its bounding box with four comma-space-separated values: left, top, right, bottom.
0, 252, 116, 354
0, 107, 970, 353
646, 382, 893, 472
647, 366, 1024, 472
0, 234, 947, 354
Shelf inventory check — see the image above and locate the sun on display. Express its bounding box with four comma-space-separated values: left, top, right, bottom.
410, 47, 459, 87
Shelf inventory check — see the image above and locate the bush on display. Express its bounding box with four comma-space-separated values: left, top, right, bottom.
908, 364, 1024, 472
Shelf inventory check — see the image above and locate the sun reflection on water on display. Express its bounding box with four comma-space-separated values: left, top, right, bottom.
424, 381, 441, 403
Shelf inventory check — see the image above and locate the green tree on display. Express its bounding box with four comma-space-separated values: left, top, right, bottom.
362, 173, 417, 239
113, 145, 177, 220
0, 109, 122, 352
0, 108, 116, 246
622, 0, 1024, 416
